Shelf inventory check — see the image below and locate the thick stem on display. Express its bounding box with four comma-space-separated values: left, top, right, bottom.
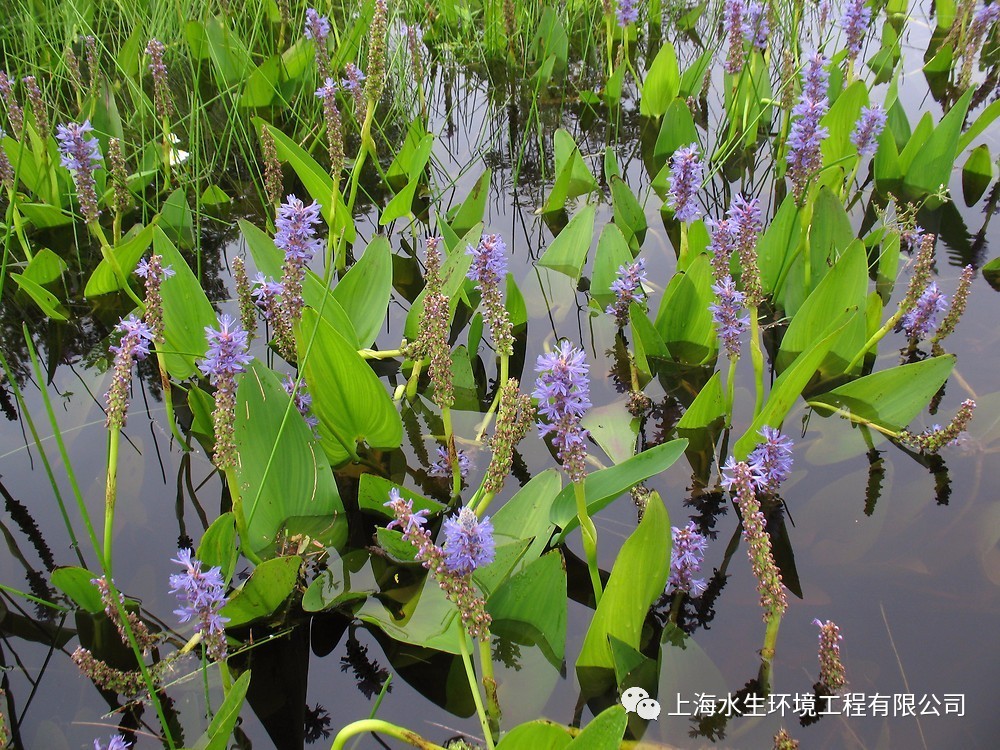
574, 479, 603, 606
329, 720, 446, 750
758, 613, 783, 695
748, 309, 765, 419
845, 306, 905, 373
458, 632, 496, 750
441, 406, 461, 500
225, 467, 264, 566
474, 353, 509, 441
478, 636, 501, 741
104, 427, 120, 571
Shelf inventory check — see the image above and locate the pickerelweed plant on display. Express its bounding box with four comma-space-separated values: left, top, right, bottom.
0, 1, 996, 748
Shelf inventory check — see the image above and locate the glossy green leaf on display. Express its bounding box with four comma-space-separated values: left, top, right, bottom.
809, 355, 956, 432
654, 98, 699, 164
822, 80, 868, 167
358, 575, 462, 654
50, 567, 103, 613
630, 301, 669, 377
235, 362, 343, 553
640, 42, 679, 117
496, 722, 571, 749
541, 130, 598, 214
905, 89, 972, 198
84, 225, 154, 297
203, 14, 253, 89
777, 240, 868, 376
197, 513, 238, 581
17, 202, 72, 228
537, 204, 596, 279
160, 188, 194, 248
239, 219, 359, 345
676, 371, 725, 430
488, 551, 567, 667
962, 144, 993, 206
732, 319, 849, 459
298, 308, 403, 465
654, 253, 717, 365
552, 439, 687, 538
582, 402, 638, 465
191, 670, 251, 750
154, 228, 217, 379
380, 134, 434, 224
450, 169, 491, 237
11, 272, 68, 320
201, 184, 231, 207
22, 248, 67, 286
490, 469, 562, 564
330, 235, 392, 348
610, 176, 646, 247
759, 197, 803, 297
238, 54, 282, 107
221, 556, 301, 627
590, 224, 634, 307
566, 705, 628, 748
302, 550, 379, 612
577, 494, 670, 686
958, 99, 1000, 153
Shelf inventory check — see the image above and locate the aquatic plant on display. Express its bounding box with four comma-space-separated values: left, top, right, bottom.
169, 548, 229, 660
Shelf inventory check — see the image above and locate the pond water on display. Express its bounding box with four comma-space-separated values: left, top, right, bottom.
1, 2, 999, 749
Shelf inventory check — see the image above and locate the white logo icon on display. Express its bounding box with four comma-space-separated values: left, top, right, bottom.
636, 697, 662, 720
620, 687, 660, 719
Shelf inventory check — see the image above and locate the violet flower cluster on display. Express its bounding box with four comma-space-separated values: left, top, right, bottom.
746, 426, 795, 493
169, 548, 229, 660
840, 0, 871, 64
709, 276, 750, 359
898, 399, 976, 453
606, 258, 647, 328
850, 105, 887, 157
136, 254, 174, 343
252, 272, 284, 321
384, 489, 493, 639
0, 127, 12, 187
666, 143, 703, 222
722, 459, 788, 620
901, 282, 948, 340
667, 521, 709, 597
708, 217, 736, 282
198, 314, 253, 470
616, 0, 639, 26
813, 618, 847, 693
728, 194, 763, 307
742, 1, 769, 50
467, 233, 513, 355
273, 195, 323, 357
533, 341, 592, 483
56, 120, 103, 223
93, 735, 131, 750
341, 63, 366, 116
22, 76, 48, 141
105, 315, 155, 429
0, 70, 23, 137
442, 507, 496, 575
786, 53, 830, 204
304, 8, 332, 80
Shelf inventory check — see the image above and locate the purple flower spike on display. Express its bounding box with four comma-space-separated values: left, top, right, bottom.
442, 507, 496, 575
55, 120, 103, 222
199, 314, 253, 384
94, 736, 131, 750
606, 258, 648, 327
742, 2, 769, 49
724, 0, 746, 74
850, 105, 887, 157
787, 55, 830, 203
901, 282, 948, 339
303, 8, 331, 42
840, 0, 871, 62
384, 487, 431, 538
616, 0, 639, 26
709, 275, 750, 359
668, 521, 709, 597
801, 52, 830, 103
275, 195, 323, 263
666, 143, 703, 222
533, 341, 592, 483
169, 548, 229, 660
747, 426, 794, 492
467, 233, 509, 287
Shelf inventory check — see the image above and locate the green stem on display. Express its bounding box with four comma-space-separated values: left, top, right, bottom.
104, 427, 120, 571
748, 308, 765, 419
806, 401, 899, 438
441, 406, 461, 500
478, 636, 501, 741
845, 306, 906, 373
340, 101, 376, 272
758, 613, 783, 695
724, 354, 737, 425
458, 632, 496, 750
224, 466, 264, 566
678, 222, 689, 267
329, 720, 445, 750
574, 479, 603, 606
474, 353, 509, 441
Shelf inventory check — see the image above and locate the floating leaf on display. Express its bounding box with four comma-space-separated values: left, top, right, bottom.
577, 494, 670, 692
490, 470, 563, 564
235, 362, 344, 554
358, 576, 462, 654
298, 309, 403, 465
551, 440, 687, 538
537, 204, 596, 279
221, 556, 301, 627
582, 402, 638, 465
809, 355, 956, 433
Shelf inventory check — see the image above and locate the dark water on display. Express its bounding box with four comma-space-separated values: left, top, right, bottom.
2, 6, 1000, 750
